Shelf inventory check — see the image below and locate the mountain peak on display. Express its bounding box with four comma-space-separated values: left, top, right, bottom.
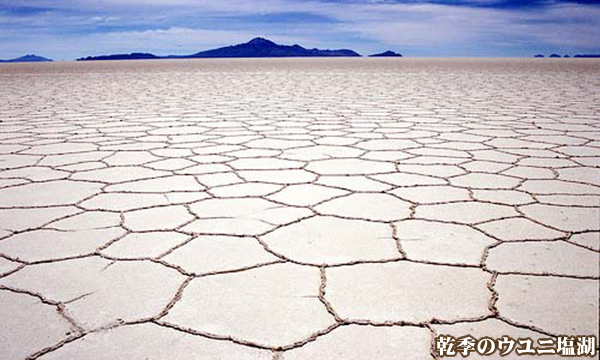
17, 54, 50, 61
247, 37, 276, 46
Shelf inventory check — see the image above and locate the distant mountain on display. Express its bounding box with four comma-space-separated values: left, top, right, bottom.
78, 37, 361, 61
0, 54, 52, 63
534, 53, 600, 58
77, 53, 159, 61
369, 50, 402, 57
183, 37, 360, 58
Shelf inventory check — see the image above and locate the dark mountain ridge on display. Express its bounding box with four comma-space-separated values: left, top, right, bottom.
181, 37, 360, 58
534, 53, 600, 58
369, 50, 402, 57
77, 53, 159, 61
78, 37, 361, 61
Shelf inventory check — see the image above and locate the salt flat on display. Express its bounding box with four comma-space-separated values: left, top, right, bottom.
0, 58, 598, 359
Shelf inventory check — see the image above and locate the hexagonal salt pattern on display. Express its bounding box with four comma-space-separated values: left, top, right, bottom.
0, 257, 185, 330
162, 263, 336, 348
495, 275, 598, 338
325, 262, 492, 324
260, 216, 400, 265
0, 58, 598, 358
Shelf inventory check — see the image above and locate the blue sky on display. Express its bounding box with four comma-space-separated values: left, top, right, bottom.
0, 0, 599, 59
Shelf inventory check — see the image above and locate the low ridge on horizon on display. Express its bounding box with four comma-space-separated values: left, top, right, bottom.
77, 37, 367, 61
369, 50, 403, 57
0, 54, 53, 63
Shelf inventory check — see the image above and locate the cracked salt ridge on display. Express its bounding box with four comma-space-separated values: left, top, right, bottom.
0, 58, 599, 359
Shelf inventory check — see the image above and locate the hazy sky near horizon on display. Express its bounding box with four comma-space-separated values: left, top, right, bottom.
1, 0, 599, 59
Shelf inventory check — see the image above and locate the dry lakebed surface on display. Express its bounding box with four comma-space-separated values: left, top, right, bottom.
0, 58, 598, 359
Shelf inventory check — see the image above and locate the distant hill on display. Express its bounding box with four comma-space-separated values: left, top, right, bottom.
78, 37, 361, 61
77, 53, 159, 61
534, 53, 600, 58
369, 50, 402, 57
0, 54, 52, 63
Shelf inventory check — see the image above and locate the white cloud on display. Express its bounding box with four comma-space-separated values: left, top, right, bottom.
330, 1, 600, 52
